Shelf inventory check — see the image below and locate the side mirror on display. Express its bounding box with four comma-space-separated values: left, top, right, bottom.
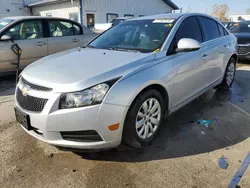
176, 38, 201, 53
1, 35, 13, 42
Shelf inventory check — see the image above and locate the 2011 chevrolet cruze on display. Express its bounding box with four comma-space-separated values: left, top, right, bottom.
15, 13, 237, 150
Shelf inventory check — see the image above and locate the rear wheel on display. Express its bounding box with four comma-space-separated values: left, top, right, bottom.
122, 89, 165, 148
217, 58, 236, 89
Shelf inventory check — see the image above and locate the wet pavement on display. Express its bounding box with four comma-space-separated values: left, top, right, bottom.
0, 63, 250, 188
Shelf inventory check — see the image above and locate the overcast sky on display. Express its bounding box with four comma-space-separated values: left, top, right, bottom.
173, 0, 249, 15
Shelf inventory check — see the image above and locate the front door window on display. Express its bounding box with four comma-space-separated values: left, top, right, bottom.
4, 20, 43, 40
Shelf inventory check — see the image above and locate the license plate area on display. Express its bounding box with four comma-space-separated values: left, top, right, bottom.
15, 107, 30, 130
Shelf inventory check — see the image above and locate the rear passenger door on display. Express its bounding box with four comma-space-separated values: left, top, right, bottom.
47, 19, 83, 54
197, 16, 224, 86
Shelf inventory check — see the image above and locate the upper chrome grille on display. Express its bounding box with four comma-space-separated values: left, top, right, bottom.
238, 46, 250, 55
21, 77, 52, 92
16, 88, 48, 112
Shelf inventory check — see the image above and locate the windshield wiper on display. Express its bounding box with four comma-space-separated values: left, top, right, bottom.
83, 45, 96, 49
107, 47, 140, 53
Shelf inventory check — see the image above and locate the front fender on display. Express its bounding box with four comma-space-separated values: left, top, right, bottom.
103, 60, 174, 108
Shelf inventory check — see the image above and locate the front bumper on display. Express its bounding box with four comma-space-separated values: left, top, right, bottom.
15, 87, 128, 150
238, 44, 250, 60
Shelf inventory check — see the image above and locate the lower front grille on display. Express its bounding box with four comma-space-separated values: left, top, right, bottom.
16, 88, 48, 112
61, 130, 103, 142
31, 126, 44, 137
238, 46, 250, 55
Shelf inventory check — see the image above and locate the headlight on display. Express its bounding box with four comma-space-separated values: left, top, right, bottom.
60, 83, 110, 109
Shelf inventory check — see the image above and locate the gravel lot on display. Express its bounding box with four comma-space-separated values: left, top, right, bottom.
0, 63, 250, 188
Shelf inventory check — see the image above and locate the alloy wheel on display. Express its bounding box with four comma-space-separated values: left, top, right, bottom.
226, 61, 235, 86
135, 98, 161, 140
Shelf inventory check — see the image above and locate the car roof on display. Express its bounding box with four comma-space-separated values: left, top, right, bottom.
129, 13, 184, 21
114, 17, 131, 20
128, 13, 216, 21
2, 16, 77, 22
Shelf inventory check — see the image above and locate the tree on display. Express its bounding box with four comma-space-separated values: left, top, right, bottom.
246, 8, 250, 14
211, 4, 229, 22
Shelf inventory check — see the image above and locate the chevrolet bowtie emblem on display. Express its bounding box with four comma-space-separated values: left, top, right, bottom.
20, 85, 31, 97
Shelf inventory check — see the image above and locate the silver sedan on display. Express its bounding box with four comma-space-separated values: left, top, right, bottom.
15, 13, 237, 150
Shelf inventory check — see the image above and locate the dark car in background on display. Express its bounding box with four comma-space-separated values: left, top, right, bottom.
230, 21, 250, 60
223, 22, 237, 30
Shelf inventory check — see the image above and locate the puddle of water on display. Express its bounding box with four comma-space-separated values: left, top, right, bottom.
218, 156, 229, 170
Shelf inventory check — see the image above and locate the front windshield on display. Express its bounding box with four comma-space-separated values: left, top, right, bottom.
0, 19, 13, 30
88, 19, 175, 53
230, 22, 250, 33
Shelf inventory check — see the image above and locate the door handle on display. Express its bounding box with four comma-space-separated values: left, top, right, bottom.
37, 41, 46, 46
72, 38, 79, 42
201, 53, 208, 60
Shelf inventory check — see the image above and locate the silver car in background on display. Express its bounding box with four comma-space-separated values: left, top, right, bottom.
0, 16, 96, 75
15, 13, 237, 150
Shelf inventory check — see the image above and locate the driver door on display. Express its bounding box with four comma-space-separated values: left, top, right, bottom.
167, 16, 206, 110
0, 19, 48, 73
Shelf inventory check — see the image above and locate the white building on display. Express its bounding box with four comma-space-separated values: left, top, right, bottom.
0, 0, 29, 18
24, 0, 179, 27
229, 14, 250, 22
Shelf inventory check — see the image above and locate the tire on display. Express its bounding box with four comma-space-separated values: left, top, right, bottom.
122, 89, 165, 148
217, 57, 236, 90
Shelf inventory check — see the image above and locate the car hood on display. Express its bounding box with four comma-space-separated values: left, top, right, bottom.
233, 33, 250, 44
21, 48, 154, 92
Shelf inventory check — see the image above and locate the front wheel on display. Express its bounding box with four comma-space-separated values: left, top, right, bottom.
217, 58, 236, 89
122, 89, 165, 148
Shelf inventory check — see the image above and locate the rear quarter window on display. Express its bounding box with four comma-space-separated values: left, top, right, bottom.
217, 23, 225, 37
224, 29, 229, 36
217, 23, 229, 36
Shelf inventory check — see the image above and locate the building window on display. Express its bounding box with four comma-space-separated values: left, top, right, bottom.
124, 14, 134, 18
46, 13, 52, 17
106, 13, 118, 23
69, 12, 79, 22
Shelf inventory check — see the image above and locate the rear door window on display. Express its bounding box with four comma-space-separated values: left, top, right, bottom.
48, 20, 82, 37
199, 17, 220, 41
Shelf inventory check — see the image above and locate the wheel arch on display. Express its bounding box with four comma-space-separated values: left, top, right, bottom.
230, 53, 238, 63
129, 83, 170, 116
222, 53, 237, 76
